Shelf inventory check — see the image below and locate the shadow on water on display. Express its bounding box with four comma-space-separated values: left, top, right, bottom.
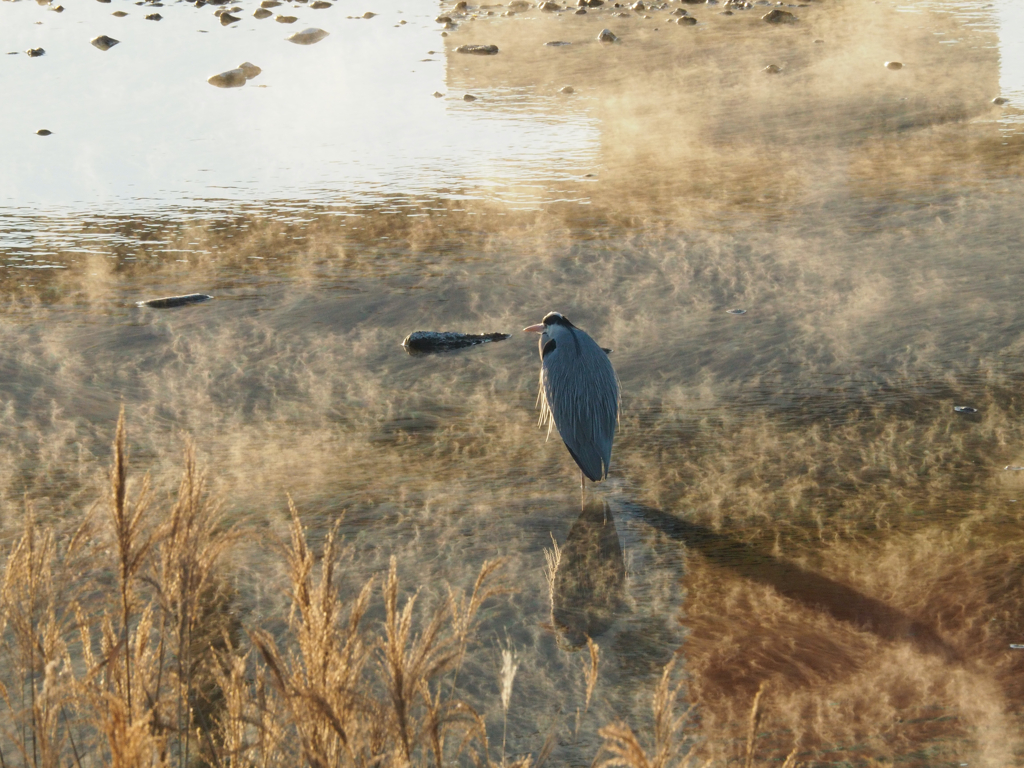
549, 499, 626, 650
635, 505, 960, 663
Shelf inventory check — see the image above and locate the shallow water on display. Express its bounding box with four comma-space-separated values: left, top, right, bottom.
3, 0, 1024, 763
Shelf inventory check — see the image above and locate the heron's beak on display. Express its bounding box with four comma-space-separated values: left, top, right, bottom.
523, 324, 544, 334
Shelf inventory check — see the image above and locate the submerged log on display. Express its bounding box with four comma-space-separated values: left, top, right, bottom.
402, 330, 510, 354
137, 294, 214, 309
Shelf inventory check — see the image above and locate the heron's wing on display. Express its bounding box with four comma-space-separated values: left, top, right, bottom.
540, 328, 619, 481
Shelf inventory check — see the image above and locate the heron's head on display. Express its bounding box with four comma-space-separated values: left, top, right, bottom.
523, 312, 575, 335
524, 312, 579, 359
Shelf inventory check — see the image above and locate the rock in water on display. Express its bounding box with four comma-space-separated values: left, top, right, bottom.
275, 14, 297, 22
762, 8, 795, 22
26, 47, 45, 56
287, 27, 329, 43
310, 0, 331, 7
146, 12, 162, 19
36, 129, 52, 136
763, 63, 781, 73
993, 97, 1008, 105
463, 93, 476, 101
91, 35, 119, 50
402, 330, 511, 354
253, 8, 272, 17
676, 15, 696, 24
137, 294, 214, 309
885, 61, 903, 70
220, 12, 240, 24
208, 68, 247, 87
238, 61, 261, 79
597, 28, 617, 42
455, 44, 499, 54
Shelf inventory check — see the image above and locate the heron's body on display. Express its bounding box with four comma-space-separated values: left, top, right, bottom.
524, 312, 619, 484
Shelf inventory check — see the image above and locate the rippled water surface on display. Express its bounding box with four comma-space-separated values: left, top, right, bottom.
3, 0, 1024, 763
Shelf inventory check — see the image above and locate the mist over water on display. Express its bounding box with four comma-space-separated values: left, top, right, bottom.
3, 0, 1024, 763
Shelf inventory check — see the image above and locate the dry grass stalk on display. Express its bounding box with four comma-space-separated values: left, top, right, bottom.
743, 683, 766, 768
596, 658, 691, 768
108, 406, 154, 728
0, 506, 73, 768
499, 641, 519, 764
542, 535, 561, 614
147, 439, 234, 768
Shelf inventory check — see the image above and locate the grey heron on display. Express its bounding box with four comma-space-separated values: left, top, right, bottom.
524, 312, 620, 497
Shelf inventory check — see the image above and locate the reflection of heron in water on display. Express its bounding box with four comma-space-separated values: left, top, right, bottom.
546, 499, 626, 649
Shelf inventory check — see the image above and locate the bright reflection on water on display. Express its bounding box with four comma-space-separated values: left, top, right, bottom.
0, 0, 598, 209
2, 0, 1024, 763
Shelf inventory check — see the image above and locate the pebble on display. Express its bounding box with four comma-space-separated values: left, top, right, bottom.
402, 331, 511, 354
91, 35, 120, 51
545, 40, 571, 45
762, 8, 795, 22
508, 0, 531, 7
146, 12, 162, 19
597, 28, 617, 41
463, 93, 477, 101
287, 27, 329, 43
670, 8, 688, 15
455, 44, 499, 54
538, 0, 560, 9
433, 91, 444, 97
954, 406, 977, 414
310, 0, 331, 7
52, 5, 64, 11
261, 0, 280, 7
254, 7, 272, 16
220, 12, 240, 23
575, 7, 586, 12
36, 129, 52, 136
276, 14, 297, 21
992, 97, 1008, 105
726, 308, 746, 314
453, 0, 468, 8
137, 294, 214, 309
676, 15, 696, 24
238, 61, 261, 78
763, 63, 781, 73
631, 0, 644, 8
208, 68, 247, 87
26, 47, 46, 57
362, 10, 376, 17
885, 61, 903, 70
113, 10, 128, 16
560, 85, 574, 93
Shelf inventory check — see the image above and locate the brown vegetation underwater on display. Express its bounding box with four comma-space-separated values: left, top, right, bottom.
0, 410, 707, 768
3, 406, 1024, 767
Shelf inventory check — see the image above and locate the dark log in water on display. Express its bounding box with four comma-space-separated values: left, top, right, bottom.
401, 330, 510, 354
136, 294, 214, 309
